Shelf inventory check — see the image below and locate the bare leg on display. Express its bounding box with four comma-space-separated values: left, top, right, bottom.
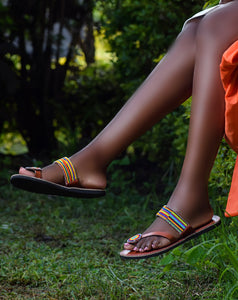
125, 1, 238, 252
20, 20, 199, 188
19, 2, 238, 252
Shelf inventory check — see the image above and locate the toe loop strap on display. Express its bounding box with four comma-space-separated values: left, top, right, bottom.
25, 167, 42, 178
127, 234, 142, 244
127, 231, 177, 244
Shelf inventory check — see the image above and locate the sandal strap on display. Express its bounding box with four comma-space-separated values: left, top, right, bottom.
54, 157, 79, 187
127, 206, 193, 245
156, 205, 190, 235
142, 231, 176, 242
127, 231, 177, 244
25, 167, 42, 179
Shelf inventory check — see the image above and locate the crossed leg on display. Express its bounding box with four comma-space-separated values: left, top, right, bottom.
19, 1, 238, 252
20, 20, 198, 188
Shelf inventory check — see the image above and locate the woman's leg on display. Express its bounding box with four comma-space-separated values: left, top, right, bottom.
125, 1, 238, 252
20, 20, 200, 187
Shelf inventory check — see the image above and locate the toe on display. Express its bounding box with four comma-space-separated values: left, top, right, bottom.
134, 239, 145, 251
19, 167, 34, 177
151, 236, 171, 249
152, 239, 161, 249
123, 243, 135, 250
157, 236, 171, 248
127, 235, 172, 252
144, 239, 157, 251
140, 239, 154, 252
135, 238, 153, 252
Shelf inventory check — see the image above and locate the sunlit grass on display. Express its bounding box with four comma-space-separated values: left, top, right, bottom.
0, 165, 237, 299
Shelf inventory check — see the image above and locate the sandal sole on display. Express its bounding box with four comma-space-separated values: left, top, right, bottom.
10, 174, 105, 198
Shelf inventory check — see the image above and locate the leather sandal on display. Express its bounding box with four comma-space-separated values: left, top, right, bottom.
120, 205, 221, 259
10, 157, 105, 198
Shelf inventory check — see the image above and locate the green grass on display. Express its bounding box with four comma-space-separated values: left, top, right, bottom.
0, 168, 238, 299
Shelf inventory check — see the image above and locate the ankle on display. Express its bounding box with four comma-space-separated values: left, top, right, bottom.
69, 152, 107, 189
167, 186, 213, 227
78, 172, 107, 189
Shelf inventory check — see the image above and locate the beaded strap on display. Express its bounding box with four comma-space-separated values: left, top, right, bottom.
54, 157, 79, 186
156, 205, 188, 234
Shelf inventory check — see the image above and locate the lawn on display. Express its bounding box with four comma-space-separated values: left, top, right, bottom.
0, 164, 237, 299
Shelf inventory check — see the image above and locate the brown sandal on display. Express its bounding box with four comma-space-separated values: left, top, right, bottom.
10, 157, 105, 198
120, 205, 221, 259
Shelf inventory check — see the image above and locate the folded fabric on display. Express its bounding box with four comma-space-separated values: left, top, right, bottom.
220, 40, 238, 217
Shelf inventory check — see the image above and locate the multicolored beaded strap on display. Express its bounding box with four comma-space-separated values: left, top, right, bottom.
54, 157, 79, 186
156, 205, 188, 234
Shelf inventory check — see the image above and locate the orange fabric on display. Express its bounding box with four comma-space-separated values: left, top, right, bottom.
225, 157, 238, 217
220, 40, 238, 217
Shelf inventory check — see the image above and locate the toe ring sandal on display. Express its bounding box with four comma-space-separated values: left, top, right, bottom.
120, 205, 221, 259
10, 156, 105, 198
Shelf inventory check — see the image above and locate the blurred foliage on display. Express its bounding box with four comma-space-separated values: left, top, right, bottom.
0, 0, 205, 156
204, 0, 219, 8
97, 0, 204, 96
0, 131, 28, 156
0, 0, 95, 155
58, 61, 124, 153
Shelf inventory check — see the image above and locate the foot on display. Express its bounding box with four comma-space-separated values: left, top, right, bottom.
123, 192, 213, 252
19, 152, 107, 190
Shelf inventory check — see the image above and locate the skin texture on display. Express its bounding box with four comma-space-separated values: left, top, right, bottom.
20, 1, 238, 253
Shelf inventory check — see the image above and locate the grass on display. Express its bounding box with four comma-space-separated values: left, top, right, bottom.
0, 166, 237, 299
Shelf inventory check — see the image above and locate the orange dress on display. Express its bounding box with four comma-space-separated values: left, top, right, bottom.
220, 40, 238, 217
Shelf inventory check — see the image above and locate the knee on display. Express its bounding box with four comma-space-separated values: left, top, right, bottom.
196, 10, 238, 54
196, 15, 225, 49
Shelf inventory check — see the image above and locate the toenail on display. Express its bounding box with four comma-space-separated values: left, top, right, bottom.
144, 247, 148, 251
133, 247, 138, 251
